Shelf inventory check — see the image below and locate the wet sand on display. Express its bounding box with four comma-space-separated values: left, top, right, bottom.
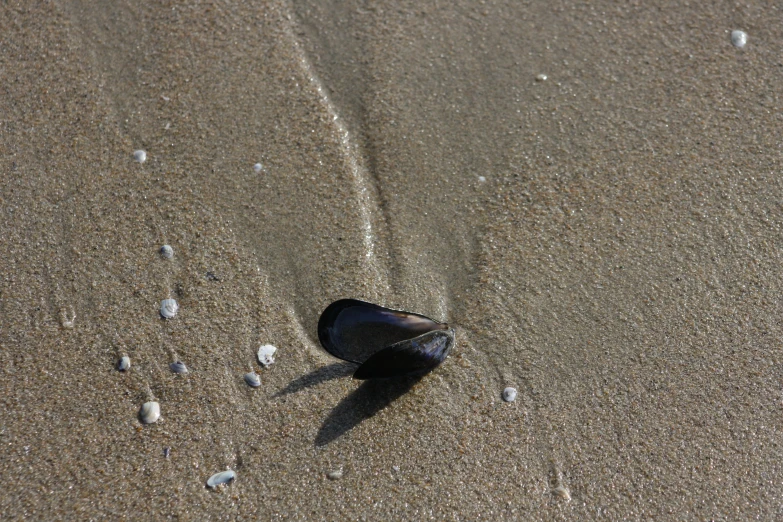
2, 0, 783, 519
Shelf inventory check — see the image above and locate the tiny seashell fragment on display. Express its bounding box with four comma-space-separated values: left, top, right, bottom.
326, 469, 343, 480
253, 163, 263, 173
552, 485, 571, 501
257, 344, 277, 366
206, 470, 236, 488
118, 355, 131, 372
535, 73, 548, 82
244, 372, 261, 387
502, 387, 517, 402
731, 30, 747, 48
160, 299, 179, 319
169, 361, 188, 374
139, 401, 161, 424
160, 244, 174, 259
133, 150, 147, 163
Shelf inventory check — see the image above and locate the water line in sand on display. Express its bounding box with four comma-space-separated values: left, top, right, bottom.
282, 11, 390, 295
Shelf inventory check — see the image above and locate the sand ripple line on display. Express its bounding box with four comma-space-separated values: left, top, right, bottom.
283, 12, 389, 291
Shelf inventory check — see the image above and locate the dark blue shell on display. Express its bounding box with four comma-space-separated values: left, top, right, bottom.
317, 299, 455, 379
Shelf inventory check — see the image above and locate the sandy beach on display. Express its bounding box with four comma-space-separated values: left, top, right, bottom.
2, 0, 783, 519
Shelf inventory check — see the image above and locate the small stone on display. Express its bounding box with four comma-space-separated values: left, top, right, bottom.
731, 30, 747, 48
535, 73, 548, 82
163, 447, 171, 458
253, 163, 263, 173
478, 176, 487, 183
133, 150, 147, 163
160, 299, 179, 319
327, 469, 343, 480
159, 245, 174, 259
502, 387, 517, 402
118, 355, 131, 372
257, 344, 277, 366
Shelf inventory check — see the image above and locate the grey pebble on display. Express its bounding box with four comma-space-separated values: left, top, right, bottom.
160, 244, 174, 259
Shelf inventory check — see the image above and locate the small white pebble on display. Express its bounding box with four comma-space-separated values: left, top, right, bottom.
133, 150, 147, 163
160, 244, 174, 259
502, 387, 518, 402
535, 73, 548, 82
731, 30, 747, 48
257, 344, 277, 366
253, 163, 263, 173
327, 469, 343, 480
478, 176, 487, 183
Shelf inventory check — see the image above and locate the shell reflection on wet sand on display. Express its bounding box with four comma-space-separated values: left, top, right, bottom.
317, 299, 455, 379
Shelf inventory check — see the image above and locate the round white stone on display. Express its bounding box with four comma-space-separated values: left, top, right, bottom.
253, 163, 263, 173
133, 150, 147, 163
160, 244, 174, 259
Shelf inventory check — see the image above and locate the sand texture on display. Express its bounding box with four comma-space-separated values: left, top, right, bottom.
2, 0, 783, 519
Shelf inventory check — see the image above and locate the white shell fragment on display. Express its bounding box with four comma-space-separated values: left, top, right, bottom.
535, 73, 548, 82
160, 244, 174, 259
133, 150, 147, 163
244, 372, 261, 387
206, 470, 236, 488
169, 361, 188, 374
139, 401, 161, 424
160, 299, 179, 319
731, 30, 747, 48
502, 387, 518, 402
257, 344, 277, 367
326, 469, 344, 480
253, 163, 263, 173
118, 355, 131, 372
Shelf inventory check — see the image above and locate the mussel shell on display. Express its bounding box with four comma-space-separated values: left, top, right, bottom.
353, 328, 454, 380
318, 299, 454, 379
